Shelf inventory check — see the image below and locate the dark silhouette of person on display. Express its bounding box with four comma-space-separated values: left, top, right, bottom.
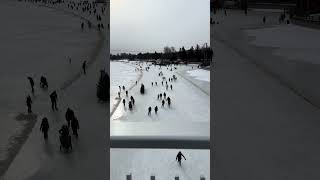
82, 61, 87, 75
27, 77, 35, 93
161, 81, 163, 86
136, 81, 137, 85
59, 124, 69, 137
155, 82, 157, 86
151, 82, 153, 86
128, 101, 132, 110
119, 86, 121, 91
263, 16, 266, 24
148, 107, 152, 115
154, 106, 158, 114
162, 100, 165, 107
164, 92, 166, 99
166, 81, 168, 85
40, 76, 48, 89
40, 117, 49, 140
167, 97, 171, 107
176, 151, 186, 166
50, 90, 58, 111
130, 96, 135, 105
69, 57, 72, 64
118, 92, 120, 98
71, 116, 79, 138
169, 78, 171, 82
157, 94, 159, 99
26, 95, 32, 113
122, 85, 125, 90
123, 99, 126, 106
81, 22, 84, 30
126, 90, 128, 96
166, 84, 168, 90
170, 84, 173, 90
65, 108, 74, 128
160, 93, 162, 99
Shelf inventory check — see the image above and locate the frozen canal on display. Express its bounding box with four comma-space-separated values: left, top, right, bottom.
110, 61, 210, 179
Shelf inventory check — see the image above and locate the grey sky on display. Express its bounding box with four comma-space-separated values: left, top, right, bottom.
110, 0, 210, 54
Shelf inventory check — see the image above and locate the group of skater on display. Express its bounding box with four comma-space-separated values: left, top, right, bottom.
117, 63, 178, 116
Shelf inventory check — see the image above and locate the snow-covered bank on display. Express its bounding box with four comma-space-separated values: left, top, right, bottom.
187, 69, 210, 82
110, 61, 141, 115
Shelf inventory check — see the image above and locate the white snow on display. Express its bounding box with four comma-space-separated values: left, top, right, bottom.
187, 69, 210, 82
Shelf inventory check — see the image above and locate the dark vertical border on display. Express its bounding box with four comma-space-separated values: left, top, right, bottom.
106, 0, 110, 179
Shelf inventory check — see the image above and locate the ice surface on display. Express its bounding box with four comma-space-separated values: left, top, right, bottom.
111, 63, 210, 138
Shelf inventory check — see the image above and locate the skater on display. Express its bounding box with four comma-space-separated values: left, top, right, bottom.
157, 94, 159, 99
59, 124, 69, 137
27, 77, 35, 93
151, 82, 153, 86
176, 151, 186, 166
118, 92, 120, 98
128, 101, 132, 110
167, 97, 171, 107
148, 106, 152, 115
136, 81, 137, 85
65, 108, 74, 127
126, 90, 128, 96
119, 86, 121, 91
40, 76, 48, 89
122, 99, 126, 106
160, 93, 162, 99
131, 96, 135, 105
40, 117, 49, 140
161, 81, 163, 86
50, 90, 58, 111
154, 106, 158, 114
122, 85, 125, 91
81, 22, 84, 30
166, 84, 168, 90
162, 99, 165, 107
263, 16, 266, 24
82, 61, 87, 75
140, 84, 145, 94
71, 116, 79, 138
155, 82, 157, 86
164, 92, 166, 99
170, 84, 173, 90
26, 95, 32, 113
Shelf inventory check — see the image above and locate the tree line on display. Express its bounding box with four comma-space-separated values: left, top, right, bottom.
111, 44, 213, 63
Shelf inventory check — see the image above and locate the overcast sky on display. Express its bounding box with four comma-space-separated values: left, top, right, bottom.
110, 0, 210, 54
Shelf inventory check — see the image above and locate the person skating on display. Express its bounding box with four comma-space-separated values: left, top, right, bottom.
122, 85, 125, 91
157, 94, 159, 100
154, 106, 158, 114
122, 99, 126, 106
163, 92, 166, 99
65, 108, 74, 128
155, 82, 157, 86
128, 101, 132, 110
161, 81, 163, 86
151, 82, 153, 86
40, 76, 48, 89
126, 90, 128, 97
162, 99, 165, 107
136, 81, 137, 85
59, 124, 69, 137
170, 84, 173, 90
167, 97, 171, 107
160, 93, 162, 99
26, 95, 32, 113
131, 96, 135, 105
50, 90, 58, 111
148, 107, 152, 115
82, 60, 87, 75
176, 151, 186, 166
263, 16, 266, 24
27, 77, 35, 93
40, 117, 49, 140
71, 116, 79, 138
118, 92, 120, 98
81, 22, 84, 30
166, 84, 168, 90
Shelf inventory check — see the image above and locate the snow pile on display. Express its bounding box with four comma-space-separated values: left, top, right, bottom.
187, 69, 210, 82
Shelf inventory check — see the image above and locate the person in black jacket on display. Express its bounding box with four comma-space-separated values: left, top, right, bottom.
40, 117, 49, 140
71, 116, 79, 138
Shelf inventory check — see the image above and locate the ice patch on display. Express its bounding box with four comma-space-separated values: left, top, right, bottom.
186, 69, 210, 82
